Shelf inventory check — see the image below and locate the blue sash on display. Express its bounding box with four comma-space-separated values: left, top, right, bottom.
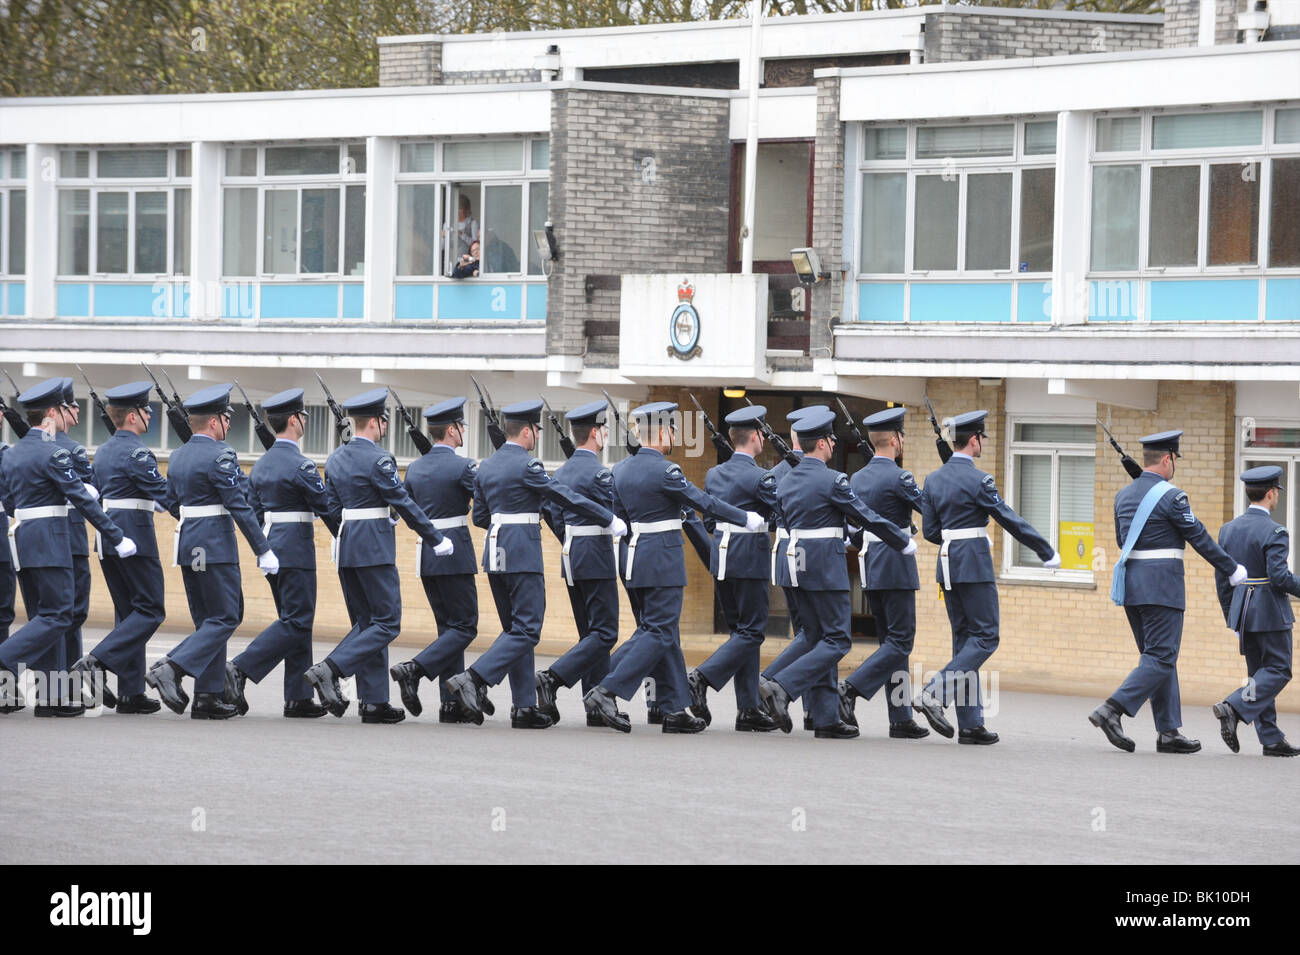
1110, 480, 1175, 606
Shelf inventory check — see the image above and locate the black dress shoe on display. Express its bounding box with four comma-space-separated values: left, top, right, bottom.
838, 680, 858, 727
889, 719, 930, 740
304, 662, 348, 719
814, 720, 860, 739
478, 685, 496, 717
1263, 738, 1300, 757
661, 709, 706, 734
535, 669, 562, 723
145, 660, 189, 715
72, 654, 116, 709
1156, 731, 1201, 754
583, 686, 630, 733
389, 661, 424, 717
191, 693, 238, 720
115, 694, 161, 715
802, 714, 815, 732
735, 707, 781, 732
35, 703, 86, 717
510, 706, 554, 729
439, 701, 474, 724
1088, 700, 1135, 753
283, 698, 328, 718
445, 672, 484, 724
0, 683, 24, 714
958, 726, 999, 745
360, 702, 406, 724
1211, 701, 1241, 754
913, 690, 955, 739
759, 677, 793, 734
646, 704, 663, 725
687, 669, 712, 726
224, 661, 249, 716
587, 709, 629, 727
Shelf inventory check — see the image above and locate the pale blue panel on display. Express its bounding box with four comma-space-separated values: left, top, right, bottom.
1089, 280, 1139, 322
438, 283, 522, 321
525, 284, 547, 321
94, 283, 162, 318
1264, 278, 1300, 322
910, 283, 1011, 323
341, 283, 364, 320
1149, 279, 1258, 321
1016, 282, 1051, 323
56, 283, 90, 317
260, 284, 339, 320
9, 284, 24, 315
175, 283, 190, 319
395, 284, 434, 321
222, 283, 257, 320
856, 283, 905, 322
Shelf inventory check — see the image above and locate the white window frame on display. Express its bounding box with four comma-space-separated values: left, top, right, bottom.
1235, 417, 1300, 571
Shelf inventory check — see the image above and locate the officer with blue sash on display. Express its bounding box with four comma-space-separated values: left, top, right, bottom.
1210, 466, 1299, 757
1089, 429, 1244, 753
758, 407, 912, 738
308, 388, 452, 724
839, 407, 929, 739
446, 399, 621, 728
390, 397, 490, 723
0, 379, 134, 714
915, 410, 1058, 745
585, 401, 761, 734
73, 381, 171, 714
226, 389, 339, 718
535, 400, 624, 725
146, 384, 278, 720
689, 405, 780, 732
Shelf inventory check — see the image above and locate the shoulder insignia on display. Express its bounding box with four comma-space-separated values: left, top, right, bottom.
466, 460, 479, 475
899, 469, 915, 484
130, 446, 153, 463
50, 447, 73, 468
981, 473, 996, 487
758, 473, 777, 490
73, 446, 90, 466
526, 457, 546, 473
216, 448, 238, 467
595, 467, 613, 485
1274, 525, 1286, 535
665, 464, 684, 479
834, 473, 849, 488
298, 460, 318, 474
377, 456, 397, 475
1172, 492, 1195, 524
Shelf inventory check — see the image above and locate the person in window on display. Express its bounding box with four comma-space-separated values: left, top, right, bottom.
452, 239, 480, 279
456, 194, 479, 257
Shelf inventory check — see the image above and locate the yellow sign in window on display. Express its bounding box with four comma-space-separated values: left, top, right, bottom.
1058, 522, 1094, 571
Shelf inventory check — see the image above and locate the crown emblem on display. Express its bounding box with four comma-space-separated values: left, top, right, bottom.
676, 279, 695, 303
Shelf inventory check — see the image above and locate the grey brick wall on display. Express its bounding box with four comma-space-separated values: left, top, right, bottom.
1163, 0, 1247, 47
441, 69, 543, 85
810, 76, 843, 362
923, 12, 1162, 62
378, 41, 442, 86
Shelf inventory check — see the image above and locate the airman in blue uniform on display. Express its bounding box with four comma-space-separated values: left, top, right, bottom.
1088, 430, 1244, 754
389, 397, 490, 723
308, 388, 452, 724
758, 407, 912, 738
915, 410, 1058, 745
226, 388, 339, 718
0, 439, 17, 681
839, 407, 930, 739
446, 399, 620, 728
1210, 466, 1300, 756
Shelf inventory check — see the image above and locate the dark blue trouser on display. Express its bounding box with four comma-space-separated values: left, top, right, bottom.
473, 572, 545, 708
234, 567, 315, 702
413, 573, 479, 704
1111, 604, 1183, 733
0, 567, 75, 691
552, 577, 619, 693
847, 589, 916, 723
92, 553, 166, 698
763, 585, 808, 680
924, 581, 999, 730
1227, 628, 1291, 745
0, 560, 15, 644
330, 564, 402, 704
601, 586, 688, 712
771, 588, 850, 728
698, 576, 768, 709
171, 563, 244, 695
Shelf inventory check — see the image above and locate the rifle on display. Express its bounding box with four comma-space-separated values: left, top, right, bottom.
743, 397, 799, 467
471, 375, 506, 451
1097, 418, 1143, 480
234, 380, 276, 451
389, 388, 432, 456
0, 370, 31, 438
689, 393, 732, 463
141, 364, 193, 443
75, 364, 116, 436
541, 396, 575, 459
923, 394, 953, 464
834, 397, 873, 464
602, 389, 639, 457
315, 373, 352, 444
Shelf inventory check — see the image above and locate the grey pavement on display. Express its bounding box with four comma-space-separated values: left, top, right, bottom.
1, 628, 1297, 865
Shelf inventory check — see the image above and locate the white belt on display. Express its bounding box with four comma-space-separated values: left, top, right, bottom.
173, 504, 231, 567
624, 519, 683, 581
856, 531, 882, 588
416, 515, 469, 575
8, 505, 71, 570
95, 498, 157, 560
770, 527, 789, 585
262, 510, 314, 539
716, 521, 764, 582
786, 526, 842, 588
939, 526, 992, 591
332, 507, 390, 563
488, 512, 540, 572
1127, 549, 1183, 561
562, 523, 616, 584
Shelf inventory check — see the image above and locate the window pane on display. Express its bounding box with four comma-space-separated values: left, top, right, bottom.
860, 172, 905, 273
916, 124, 1012, 159
751, 142, 810, 261
173, 188, 190, 275
299, 188, 339, 273
453, 185, 479, 258
344, 185, 365, 275
530, 139, 550, 171
11, 150, 26, 179
913, 174, 958, 271
1268, 158, 1300, 268
391, 425, 418, 461
98, 149, 167, 178
400, 143, 437, 173
965, 172, 1011, 271
1014, 453, 1052, 566
226, 147, 257, 176
1148, 165, 1200, 268
265, 145, 340, 176
864, 127, 906, 161
223, 188, 257, 276
264, 190, 298, 273
1153, 110, 1262, 150
1090, 165, 1139, 271
1095, 117, 1140, 152
444, 140, 523, 172
482, 184, 522, 273
1248, 427, 1300, 449
1015, 423, 1094, 443
1060, 455, 1095, 522
134, 191, 168, 274
1018, 167, 1054, 273
539, 408, 569, 462
1024, 120, 1057, 156
175, 148, 191, 178
1207, 162, 1259, 266
59, 190, 89, 274
224, 409, 251, 454
1277, 108, 1300, 144
396, 183, 436, 276
61, 150, 90, 177
346, 143, 366, 175
96, 191, 129, 273
301, 404, 331, 456
527, 181, 548, 276
141, 401, 164, 449
8, 189, 24, 275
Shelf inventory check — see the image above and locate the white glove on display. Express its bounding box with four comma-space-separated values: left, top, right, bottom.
1044, 552, 1062, 569
1229, 564, 1248, 586
83, 483, 100, 501
258, 549, 280, 575
433, 537, 454, 557
744, 511, 765, 532
844, 535, 854, 549
608, 516, 628, 539
153, 501, 167, 513
901, 539, 917, 557
113, 537, 137, 559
